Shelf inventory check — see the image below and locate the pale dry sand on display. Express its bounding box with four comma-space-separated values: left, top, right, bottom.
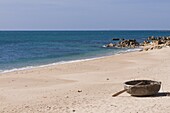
0, 48, 170, 113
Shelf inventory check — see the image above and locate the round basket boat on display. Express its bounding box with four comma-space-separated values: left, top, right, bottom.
124, 80, 161, 96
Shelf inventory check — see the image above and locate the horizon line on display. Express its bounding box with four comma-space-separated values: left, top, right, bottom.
0, 29, 170, 31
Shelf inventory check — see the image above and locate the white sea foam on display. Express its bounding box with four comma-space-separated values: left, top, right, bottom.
0, 57, 106, 74
113, 48, 142, 55
102, 45, 107, 48
123, 48, 142, 53
0, 48, 142, 74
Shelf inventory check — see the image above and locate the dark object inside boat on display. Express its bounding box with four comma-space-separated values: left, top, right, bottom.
124, 80, 161, 97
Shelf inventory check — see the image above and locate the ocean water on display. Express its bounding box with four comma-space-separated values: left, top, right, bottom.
0, 31, 170, 73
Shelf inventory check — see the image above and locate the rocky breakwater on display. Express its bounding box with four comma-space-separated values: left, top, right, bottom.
105, 39, 139, 48
105, 39, 140, 48
141, 36, 170, 51
105, 36, 170, 51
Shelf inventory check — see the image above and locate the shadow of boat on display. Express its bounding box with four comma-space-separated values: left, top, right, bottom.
131, 92, 170, 98
152, 92, 170, 97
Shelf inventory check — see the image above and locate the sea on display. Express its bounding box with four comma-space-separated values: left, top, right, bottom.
0, 30, 170, 73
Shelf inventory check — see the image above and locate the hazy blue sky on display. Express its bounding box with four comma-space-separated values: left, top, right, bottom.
0, 0, 170, 30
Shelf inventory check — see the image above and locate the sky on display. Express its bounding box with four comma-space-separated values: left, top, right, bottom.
0, 0, 170, 30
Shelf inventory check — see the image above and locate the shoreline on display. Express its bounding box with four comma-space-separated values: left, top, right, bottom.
0, 48, 142, 74
0, 47, 170, 113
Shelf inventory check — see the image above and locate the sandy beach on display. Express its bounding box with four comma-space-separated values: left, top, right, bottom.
0, 48, 170, 113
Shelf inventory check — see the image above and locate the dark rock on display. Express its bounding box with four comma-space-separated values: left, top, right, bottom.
154, 40, 162, 45
144, 47, 149, 51
157, 46, 162, 49
142, 40, 150, 46
78, 90, 82, 93
148, 36, 155, 40
106, 43, 116, 47
121, 38, 125, 41
112, 38, 120, 41
150, 47, 154, 50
